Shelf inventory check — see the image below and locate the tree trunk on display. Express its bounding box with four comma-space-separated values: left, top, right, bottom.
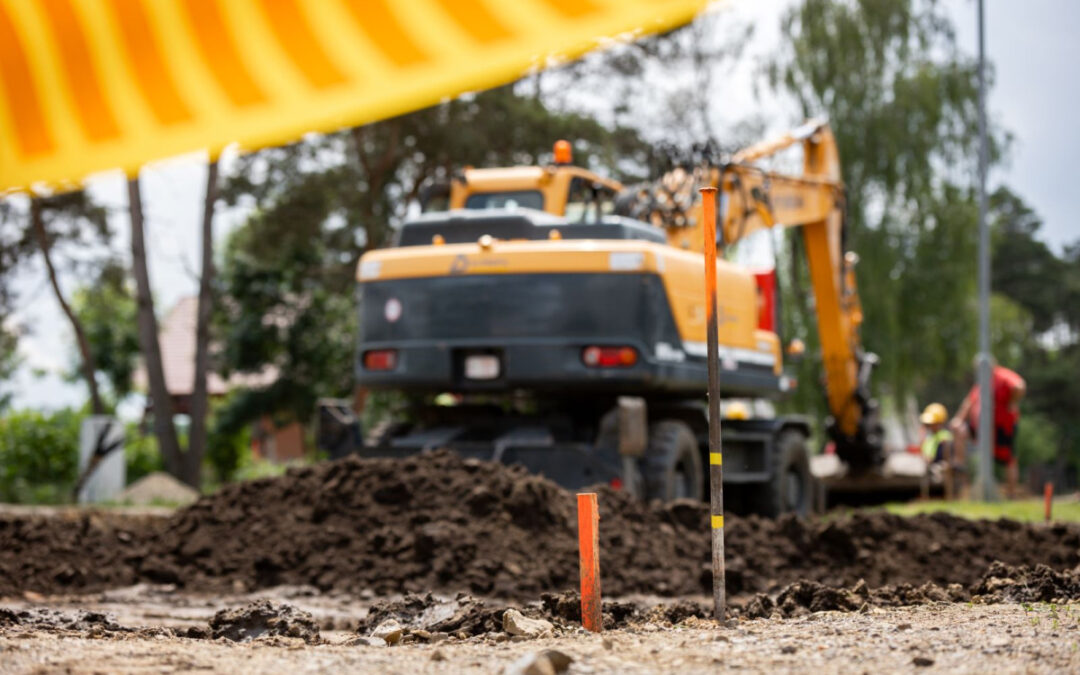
128, 177, 185, 483
30, 199, 105, 416
186, 160, 219, 488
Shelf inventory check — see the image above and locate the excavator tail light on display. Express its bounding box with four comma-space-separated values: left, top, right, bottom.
363, 349, 398, 371
582, 346, 637, 368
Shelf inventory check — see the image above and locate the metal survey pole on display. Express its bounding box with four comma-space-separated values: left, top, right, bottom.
976, 0, 996, 501
700, 186, 725, 620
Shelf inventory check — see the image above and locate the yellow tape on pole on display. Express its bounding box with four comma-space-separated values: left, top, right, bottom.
0, 0, 705, 190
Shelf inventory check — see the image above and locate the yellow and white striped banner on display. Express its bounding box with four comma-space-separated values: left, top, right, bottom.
0, 0, 705, 190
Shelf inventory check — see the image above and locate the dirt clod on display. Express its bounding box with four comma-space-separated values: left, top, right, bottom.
208, 600, 320, 644
972, 562, 1080, 603
0, 607, 127, 633
356, 593, 506, 637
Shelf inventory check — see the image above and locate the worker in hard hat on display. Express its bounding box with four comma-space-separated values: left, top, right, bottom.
920, 403, 958, 497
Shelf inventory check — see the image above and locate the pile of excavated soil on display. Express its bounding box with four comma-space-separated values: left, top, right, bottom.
0, 511, 155, 598
3, 451, 1080, 600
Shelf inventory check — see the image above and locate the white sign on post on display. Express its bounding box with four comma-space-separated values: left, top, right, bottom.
77, 416, 125, 504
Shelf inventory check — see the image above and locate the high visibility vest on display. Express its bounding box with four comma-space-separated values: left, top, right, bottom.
921, 429, 954, 461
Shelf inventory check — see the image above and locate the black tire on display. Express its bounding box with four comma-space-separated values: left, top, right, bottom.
756, 430, 813, 517
641, 420, 704, 502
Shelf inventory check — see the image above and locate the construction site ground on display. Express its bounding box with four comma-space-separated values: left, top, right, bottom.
2, 595, 1078, 674
3, 452, 1079, 673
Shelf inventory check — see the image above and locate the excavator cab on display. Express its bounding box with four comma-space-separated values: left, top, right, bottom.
419, 141, 624, 222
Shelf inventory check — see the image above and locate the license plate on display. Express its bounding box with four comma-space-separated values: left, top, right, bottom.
464, 354, 500, 380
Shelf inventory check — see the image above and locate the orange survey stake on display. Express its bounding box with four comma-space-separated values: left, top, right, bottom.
1044, 482, 1054, 522
577, 492, 602, 632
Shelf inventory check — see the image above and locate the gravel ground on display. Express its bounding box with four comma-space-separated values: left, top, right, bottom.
2, 600, 1078, 674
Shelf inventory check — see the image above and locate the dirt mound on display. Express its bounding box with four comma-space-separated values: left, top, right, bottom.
971, 562, 1080, 603
3, 452, 1080, 600
725, 511, 1080, 594
0, 512, 155, 598
137, 452, 1080, 597
118, 472, 200, 506
209, 600, 321, 643
136, 451, 710, 599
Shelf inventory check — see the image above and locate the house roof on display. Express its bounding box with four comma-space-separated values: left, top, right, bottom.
133, 296, 276, 398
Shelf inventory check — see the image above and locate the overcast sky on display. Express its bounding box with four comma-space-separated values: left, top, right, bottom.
5, 0, 1078, 412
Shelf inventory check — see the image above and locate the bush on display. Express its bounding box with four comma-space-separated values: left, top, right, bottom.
1015, 411, 1059, 470
206, 409, 253, 483
124, 425, 164, 483
0, 409, 81, 503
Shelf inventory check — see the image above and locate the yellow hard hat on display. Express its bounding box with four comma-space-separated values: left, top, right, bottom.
920, 403, 948, 426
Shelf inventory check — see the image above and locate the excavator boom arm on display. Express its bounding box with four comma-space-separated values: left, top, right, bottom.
718, 122, 876, 458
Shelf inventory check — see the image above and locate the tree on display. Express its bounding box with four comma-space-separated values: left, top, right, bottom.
989, 187, 1069, 334
0, 199, 29, 410
0, 191, 111, 413
986, 191, 1080, 486
128, 177, 186, 485
70, 261, 140, 401
770, 0, 1003, 411
0, 324, 16, 412
28, 194, 108, 415
540, 10, 758, 155
187, 160, 219, 487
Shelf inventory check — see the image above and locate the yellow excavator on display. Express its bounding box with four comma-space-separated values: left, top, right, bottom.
351, 121, 881, 516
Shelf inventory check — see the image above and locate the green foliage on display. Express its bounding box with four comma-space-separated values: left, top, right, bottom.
990, 187, 1073, 333
124, 426, 163, 483
1014, 412, 1060, 468
0, 323, 18, 412
0, 409, 171, 502
771, 0, 1078, 487
231, 454, 291, 483
70, 262, 141, 402
772, 0, 998, 407
984, 189, 1079, 482
0, 408, 81, 503
1, 198, 34, 410
205, 412, 252, 483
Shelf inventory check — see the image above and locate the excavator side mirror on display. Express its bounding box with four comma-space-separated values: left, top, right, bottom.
785, 338, 806, 363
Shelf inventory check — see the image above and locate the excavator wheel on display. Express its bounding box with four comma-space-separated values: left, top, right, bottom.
641, 420, 704, 502
755, 429, 813, 517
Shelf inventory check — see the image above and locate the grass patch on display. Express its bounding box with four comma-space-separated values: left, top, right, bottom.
883, 498, 1080, 523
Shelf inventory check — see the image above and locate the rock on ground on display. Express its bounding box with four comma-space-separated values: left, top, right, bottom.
503, 609, 554, 637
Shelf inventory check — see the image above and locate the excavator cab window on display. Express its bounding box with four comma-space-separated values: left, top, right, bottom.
464, 190, 545, 211
565, 177, 616, 222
